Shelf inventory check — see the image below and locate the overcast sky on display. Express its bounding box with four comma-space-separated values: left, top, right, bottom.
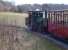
4, 0, 68, 5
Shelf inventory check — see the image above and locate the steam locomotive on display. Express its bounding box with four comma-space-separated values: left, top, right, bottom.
25, 10, 68, 43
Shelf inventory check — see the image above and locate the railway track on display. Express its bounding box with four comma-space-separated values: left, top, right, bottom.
25, 27, 68, 50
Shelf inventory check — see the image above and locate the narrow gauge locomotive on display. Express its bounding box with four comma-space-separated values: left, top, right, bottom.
25, 10, 68, 43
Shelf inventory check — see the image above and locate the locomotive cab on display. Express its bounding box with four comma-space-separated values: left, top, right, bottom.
25, 11, 48, 32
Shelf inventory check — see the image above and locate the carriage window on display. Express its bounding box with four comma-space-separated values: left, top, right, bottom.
55, 14, 63, 24
64, 16, 68, 24
57, 15, 68, 25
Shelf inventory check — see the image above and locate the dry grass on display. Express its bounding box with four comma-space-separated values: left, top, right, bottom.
0, 12, 67, 50
0, 12, 28, 27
